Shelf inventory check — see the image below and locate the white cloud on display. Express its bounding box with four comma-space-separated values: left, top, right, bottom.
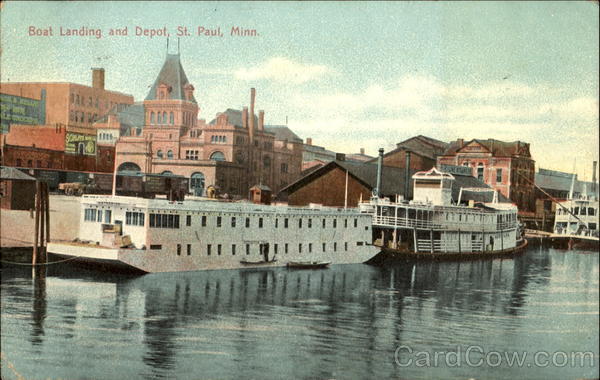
234, 57, 329, 84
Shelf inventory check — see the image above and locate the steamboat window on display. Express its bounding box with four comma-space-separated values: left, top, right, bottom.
275, 218, 279, 228
574, 207, 579, 215
186, 215, 192, 226
333, 219, 337, 228
356, 242, 364, 246
97, 210, 103, 222
334, 242, 337, 252
217, 244, 221, 255
149, 213, 178, 228
322, 243, 326, 252
201, 215, 207, 227
231, 217, 236, 227
344, 219, 347, 228
354, 219, 358, 228
285, 243, 289, 254
216, 216, 222, 227
104, 210, 111, 224
84, 208, 97, 222
284, 218, 289, 228
150, 244, 162, 250
589, 208, 595, 216
298, 219, 302, 228
126, 211, 145, 226
323, 219, 326, 228
274, 244, 278, 254
581, 207, 587, 216
246, 244, 250, 255
207, 244, 212, 256
246, 217, 250, 228
344, 242, 348, 251
232, 244, 236, 255
187, 244, 191, 256
308, 219, 312, 228
259, 218, 263, 228
299, 243, 302, 253
177, 244, 181, 256
309, 243, 312, 253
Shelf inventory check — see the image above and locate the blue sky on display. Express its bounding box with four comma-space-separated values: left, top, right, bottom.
1, 1, 598, 178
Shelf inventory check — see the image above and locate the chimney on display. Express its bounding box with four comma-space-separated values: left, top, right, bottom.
92, 68, 105, 90
360, 148, 365, 155
306, 137, 312, 146
336, 153, 346, 161
249, 88, 256, 142
457, 138, 464, 148
375, 148, 384, 198
242, 107, 248, 129
258, 110, 264, 131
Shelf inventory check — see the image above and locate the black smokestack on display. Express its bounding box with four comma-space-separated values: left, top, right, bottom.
376, 148, 384, 197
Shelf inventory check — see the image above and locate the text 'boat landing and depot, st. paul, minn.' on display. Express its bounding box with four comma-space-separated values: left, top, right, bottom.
27, 25, 259, 39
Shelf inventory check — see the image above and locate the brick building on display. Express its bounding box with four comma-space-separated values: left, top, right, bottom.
437, 138, 535, 212
113, 53, 303, 197
367, 135, 449, 171
0, 69, 133, 173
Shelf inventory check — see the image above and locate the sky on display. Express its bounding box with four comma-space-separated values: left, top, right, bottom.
1, 1, 598, 179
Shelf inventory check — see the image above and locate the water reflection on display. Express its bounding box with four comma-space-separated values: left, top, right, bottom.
1, 246, 598, 380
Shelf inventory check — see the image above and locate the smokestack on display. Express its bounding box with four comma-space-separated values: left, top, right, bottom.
593, 161, 598, 194
375, 148, 384, 198
92, 68, 105, 90
249, 88, 256, 142
306, 137, 312, 146
360, 148, 365, 155
242, 107, 248, 129
258, 110, 264, 131
404, 151, 411, 200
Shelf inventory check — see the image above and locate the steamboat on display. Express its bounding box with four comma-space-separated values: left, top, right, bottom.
47, 195, 378, 273
550, 196, 599, 250
359, 167, 527, 259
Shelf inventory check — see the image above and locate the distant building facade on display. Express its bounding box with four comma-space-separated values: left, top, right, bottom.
437, 138, 535, 212
113, 53, 303, 197
369, 135, 449, 172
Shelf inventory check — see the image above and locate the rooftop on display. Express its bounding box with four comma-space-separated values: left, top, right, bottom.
145, 54, 196, 103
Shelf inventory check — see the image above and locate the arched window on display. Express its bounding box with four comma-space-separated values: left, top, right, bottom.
150, 112, 155, 124
170, 112, 174, 124
157, 150, 163, 159
161, 170, 173, 176
210, 151, 225, 161
163, 112, 167, 125
117, 162, 141, 173
190, 172, 205, 196
167, 150, 174, 159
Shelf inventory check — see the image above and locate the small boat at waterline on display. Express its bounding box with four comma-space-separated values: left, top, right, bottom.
286, 261, 331, 269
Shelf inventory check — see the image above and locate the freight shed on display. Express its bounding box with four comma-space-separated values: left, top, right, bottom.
0, 166, 36, 210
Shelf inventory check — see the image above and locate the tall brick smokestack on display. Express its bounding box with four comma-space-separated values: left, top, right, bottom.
92, 68, 105, 90
249, 88, 256, 142
258, 110, 264, 131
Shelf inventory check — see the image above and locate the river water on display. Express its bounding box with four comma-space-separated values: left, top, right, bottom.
1, 245, 598, 380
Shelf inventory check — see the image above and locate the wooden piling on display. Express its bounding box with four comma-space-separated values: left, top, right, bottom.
32, 181, 41, 266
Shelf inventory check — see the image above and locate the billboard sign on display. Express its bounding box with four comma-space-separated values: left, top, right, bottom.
0, 90, 46, 133
65, 132, 96, 155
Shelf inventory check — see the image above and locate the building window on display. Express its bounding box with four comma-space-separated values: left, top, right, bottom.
281, 163, 288, 173
104, 210, 111, 224
167, 150, 174, 159
496, 168, 502, 183
210, 151, 225, 161
477, 163, 484, 181
170, 112, 174, 124
163, 112, 167, 124
84, 208, 97, 222
157, 150, 163, 159
126, 211, 145, 226
231, 217, 236, 227
186, 215, 191, 226
151, 112, 155, 124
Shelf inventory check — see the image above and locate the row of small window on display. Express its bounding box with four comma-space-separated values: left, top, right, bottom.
155, 241, 366, 255
149, 213, 180, 229
99, 132, 115, 141
211, 135, 227, 143
70, 94, 124, 110
190, 215, 361, 229
150, 111, 175, 125
84, 208, 112, 223
14, 159, 54, 169
557, 207, 596, 216
125, 212, 145, 226
70, 111, 98, 124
